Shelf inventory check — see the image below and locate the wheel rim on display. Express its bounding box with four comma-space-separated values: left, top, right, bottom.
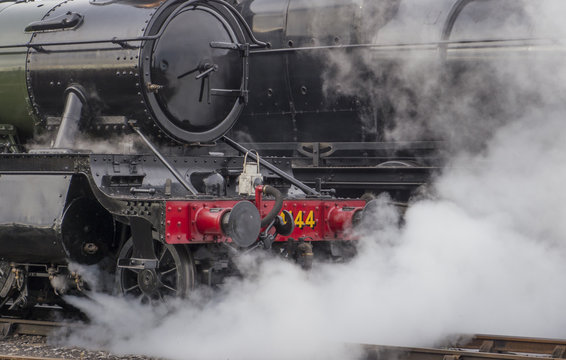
117, 237, 194, 303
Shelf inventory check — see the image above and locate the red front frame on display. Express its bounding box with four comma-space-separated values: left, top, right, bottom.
164, 199, 366, 245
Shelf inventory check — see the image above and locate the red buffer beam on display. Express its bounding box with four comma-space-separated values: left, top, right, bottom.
164, 199, 367, 245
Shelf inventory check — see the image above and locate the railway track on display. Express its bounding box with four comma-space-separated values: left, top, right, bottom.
0, 356, 65, 360
0, 316, 78, 338
364, 334, 566, 359
0, 323, 564, 360
459, 334, 566, 357
0, 317, 145, 360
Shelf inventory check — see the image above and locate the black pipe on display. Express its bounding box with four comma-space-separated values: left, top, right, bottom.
260, 185, 284, 228
130, 123, 198, 195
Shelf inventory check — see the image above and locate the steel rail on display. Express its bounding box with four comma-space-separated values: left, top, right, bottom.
456, 334, 566, 357
0, 355, 65, 360
0, 318, 77, 337
361, 334, 566, 359
363, 344, 560, 360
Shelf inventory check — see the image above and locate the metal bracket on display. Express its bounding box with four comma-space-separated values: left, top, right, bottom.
297, 142, 335, 165
111, 38, 136, 49
117, 258, 158, 270
553, 346, 566, 358
443, 356, 460, 360
0, 124, 21, 153
124, 217, 158, 269
130, 187, 156, 195
478, 340, 494, 353
0, 323, 12, 338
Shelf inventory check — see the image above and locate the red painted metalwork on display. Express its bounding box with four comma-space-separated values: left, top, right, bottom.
195, 207, 230, 235
164, 202, 191, 244
164, 198, 366, 245
276, 200, 366, 241
327, 206, 361, 233
165, 200, 237, 244
255, 185, 264, 211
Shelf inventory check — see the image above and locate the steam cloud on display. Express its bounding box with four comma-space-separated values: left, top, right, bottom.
55, 1, 566, 359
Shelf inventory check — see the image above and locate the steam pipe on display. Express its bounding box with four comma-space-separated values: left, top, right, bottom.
222, 136, 320, 195
260, 185, 284, 228
53, 86, 86, 149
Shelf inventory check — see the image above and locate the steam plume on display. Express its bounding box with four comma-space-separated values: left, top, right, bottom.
56, 1, 566, 359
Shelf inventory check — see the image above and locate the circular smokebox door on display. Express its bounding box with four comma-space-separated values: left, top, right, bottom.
143, 4, 245, 143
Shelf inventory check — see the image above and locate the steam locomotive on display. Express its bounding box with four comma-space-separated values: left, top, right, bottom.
0, 0, 553, 308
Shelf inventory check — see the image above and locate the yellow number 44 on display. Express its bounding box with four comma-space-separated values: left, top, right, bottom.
305, 210, 316, 228
279, 210, 316, 230
294, 211, 305, 229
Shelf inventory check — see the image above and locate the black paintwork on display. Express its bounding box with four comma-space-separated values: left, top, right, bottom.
26, 0, 253, 144
0, 174, 70, 262
0, 0, 467, 302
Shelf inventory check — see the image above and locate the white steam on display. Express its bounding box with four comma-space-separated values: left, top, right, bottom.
58, 112, 566, 357
55, 1, 566, 359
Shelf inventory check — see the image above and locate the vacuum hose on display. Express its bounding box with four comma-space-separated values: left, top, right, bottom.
260, 185, 283, 228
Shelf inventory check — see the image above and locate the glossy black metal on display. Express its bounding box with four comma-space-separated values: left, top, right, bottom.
128, 217, 158, 269
0, 174, 70, 263
140, 0, 249, 143
131, 124, 198, 195
16, 0, 259, 145
25, 11, 84, 32
222, 201, 261, 247
60, 196, 115, 265
228, 0, 391, 144
53, 87, 86, 149
25, 0, 152, 136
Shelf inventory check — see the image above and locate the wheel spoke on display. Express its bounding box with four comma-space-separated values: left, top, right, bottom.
124, 284, 140, 293
160, 267, 177, 276
162, 284, 177, 293
158, 245, 167, 262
